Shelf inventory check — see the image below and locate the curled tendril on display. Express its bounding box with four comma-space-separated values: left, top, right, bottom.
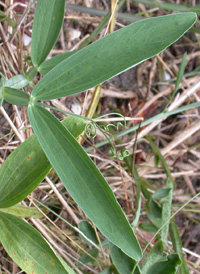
103, 122, 125, 132
116, 148, 130, 161
94, 113, 127, 133
86, 113, 131, 160
108, 147, 116, 157
85, 122, 97, 139
109, 147, 130, 160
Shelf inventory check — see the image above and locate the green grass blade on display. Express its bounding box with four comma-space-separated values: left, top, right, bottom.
169, 220, 190, 274
28, 104, 142, 261
133, 0, 197, 13
31, 0, 65, 67
174, 52, 187, 92
0, 212, 70, 274
0, 116, 86, 208
0, 204, 47, 218
66, 3, 143, 24
165, 52, 187, 110
31, 13, 196, 100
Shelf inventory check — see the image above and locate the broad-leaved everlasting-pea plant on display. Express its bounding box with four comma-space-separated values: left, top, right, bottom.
0, 1, 198, 273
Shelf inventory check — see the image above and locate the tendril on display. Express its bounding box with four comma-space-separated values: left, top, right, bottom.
37, 102, 131, 160
94, 112, 127, 133
116, 148, 130, 160
109, 147, 130, 160
85, 122, 97, 139
85, 113, 131, 160
103, 121, 125, 132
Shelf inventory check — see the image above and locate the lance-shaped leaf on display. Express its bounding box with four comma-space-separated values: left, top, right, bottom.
5, 74, 29, 89
141, 240, 163, 274
31, 0, 65, 67
0, 204, 48, 218
0, 116, 86, 208
0, 134, 50, 208
3, 87, 30, 106
0, 212, 70, 274
109, 243, 137, 274
31, 13, 196, 100
38, 50, 77, 75
169, 220, 190, 274
146, 254, 181, 274
28, 104, 142, 261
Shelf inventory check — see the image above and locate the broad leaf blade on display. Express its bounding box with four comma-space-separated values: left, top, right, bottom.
28, 104, 142, 261
0, 134, 50, 208
38, 50, 77, 75
109, 243, 136, 274
5, 74, 28, 89
3, 87, 30, 106
146, 254, 181, 274
0, 116, 86, 208
141, 240, 163, 274
0, 212, 69, 274
31, 0, 65, 67
31, 13, 196, 100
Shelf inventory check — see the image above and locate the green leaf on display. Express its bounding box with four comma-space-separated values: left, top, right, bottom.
79, 220, 99, 246
146, 254, 181, 274
152, 188, 172, 200
0, 10, 17, 27
62, 115, 86, 138
0, 116, 86, 208
109, 243, 136, 274
25, 66, 38, 82
133, 0, 200, 14
78, 248, 98, 266
146, 200, 162, 228
0, 204, 48, 218
38, 50, 77, 75
0, 72, 6, 86
28, 104, 142, 261
169, 220, 190, 274
31, 13, 196, 100
99, 268, 112, 274
141, 183, 152, 200
0, 212, 69, 274
3, 87, 30, 106
0, 134, 50, 208
31, 0, 66, 67
5, 74, 29, 89
139, 223, 157, 233
141, 240, 163, 274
